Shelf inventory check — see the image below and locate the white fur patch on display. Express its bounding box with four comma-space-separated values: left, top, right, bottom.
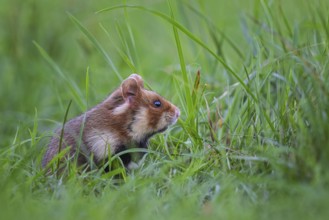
127, 161, 139, 170
112, 102, 129, 115
130, 107, 153, 141
156, 108, 178, 131
86, 129, 118, 160
156, 114, 168, 130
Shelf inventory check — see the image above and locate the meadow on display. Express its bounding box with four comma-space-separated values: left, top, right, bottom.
1, 0, 329, 219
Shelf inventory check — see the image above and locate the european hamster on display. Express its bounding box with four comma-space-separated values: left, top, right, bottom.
42, 74, 180, 170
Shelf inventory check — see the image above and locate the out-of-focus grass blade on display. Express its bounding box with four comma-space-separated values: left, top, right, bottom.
185, 3, 244, 60
33, 41, 85, 110
67, 13, 123, 81
97, 5, 257, 101
99, 23, 137, 73
85, 67, 90, 111
167, 0, 194, 116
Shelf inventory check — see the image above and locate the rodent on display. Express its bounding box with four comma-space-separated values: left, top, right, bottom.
42, 74, 180, 170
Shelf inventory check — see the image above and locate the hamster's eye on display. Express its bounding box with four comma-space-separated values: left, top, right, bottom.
153, 100, 161, 108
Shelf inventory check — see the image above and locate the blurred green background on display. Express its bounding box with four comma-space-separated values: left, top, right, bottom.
1, 0, 329, 219
0, 0, 309, 142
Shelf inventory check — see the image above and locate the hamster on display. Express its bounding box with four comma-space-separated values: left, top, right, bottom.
42, 74, 180, 170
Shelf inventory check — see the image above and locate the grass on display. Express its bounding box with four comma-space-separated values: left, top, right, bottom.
1, 0, 329, 219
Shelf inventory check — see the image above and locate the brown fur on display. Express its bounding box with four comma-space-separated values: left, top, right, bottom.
42, 74, 180, 170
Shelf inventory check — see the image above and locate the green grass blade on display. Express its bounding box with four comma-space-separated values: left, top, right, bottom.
67, 13, 123, 81
33, 41, 85, 110
57, 99, 72, 175
98, 23, 137, 73
85, 67, 90, 111
167, 0, 194, 117
97, 5, 258, 101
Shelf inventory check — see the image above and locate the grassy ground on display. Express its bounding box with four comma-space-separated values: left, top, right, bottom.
1, 0, 329, 219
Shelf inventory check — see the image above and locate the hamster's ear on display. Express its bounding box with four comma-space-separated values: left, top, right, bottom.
121, 77, 140, 99
128, 73, 144, 88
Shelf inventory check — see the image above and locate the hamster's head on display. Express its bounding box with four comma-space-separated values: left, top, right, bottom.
120, 74, 180, 141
